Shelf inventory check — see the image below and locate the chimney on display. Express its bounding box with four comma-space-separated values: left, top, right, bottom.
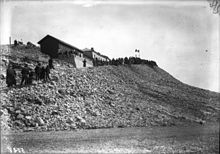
91, 47, 94, 51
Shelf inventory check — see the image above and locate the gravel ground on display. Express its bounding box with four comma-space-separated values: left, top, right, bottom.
1, 122, 219, 153
1, 45, 219, 132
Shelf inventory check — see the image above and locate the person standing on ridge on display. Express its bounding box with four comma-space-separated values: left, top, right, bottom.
40, 65, 46, 81
48, 58, 54, 69
45, 65, 51, 82
27, 69, 34, 84
20, 63, 30, 86
6, 63, 17, 87
83, 59, 87, 67
34, 62, 41, 81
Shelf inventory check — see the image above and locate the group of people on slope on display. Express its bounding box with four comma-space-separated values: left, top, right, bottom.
6, 58, 54, 87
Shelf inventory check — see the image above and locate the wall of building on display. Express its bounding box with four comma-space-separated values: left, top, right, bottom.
58, 54, 76, 67
92, 52, 108, 61
84, 58, 93, 67
40, 38, 58, 58
58, 53, 93, 68
58, 44, 71, 54
75, 56, 93, 68
58, 44, 83, 57
58, 43, 93, 67
84, 50, 108, 61
83, 51, 93, 59
39, 37, 93, 68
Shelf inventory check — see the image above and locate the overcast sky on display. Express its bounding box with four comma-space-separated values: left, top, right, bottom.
0, 0, 219, 92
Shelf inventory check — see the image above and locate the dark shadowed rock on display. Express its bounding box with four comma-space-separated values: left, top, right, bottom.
0, 74, 6, 79
51, 110, 60, 116
14, 120, 25, 127
58, 89, 66, 95
66, 117, 74, 124
69, 123, 77, 130
76, 116, 86, 124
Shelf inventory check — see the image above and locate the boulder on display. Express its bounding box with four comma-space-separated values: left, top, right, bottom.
24, 127, 35, 132
51, 110, 60, 116
0, 110, 3, 116
50, 81, 56, 86
25, 116, 32, 120
32, 96, 44, 105
51, 75, 59, 82
14, 120, 25, 127
107, 89, 115, 94
16, 114, 24, 120
0, 73, 6, 79
15, 110, 22, 114
69, 123, 77, 130
58, 89, 65, 95
35, 117, 45, 126
66, 117, 74, 124
76, 116, 86, 124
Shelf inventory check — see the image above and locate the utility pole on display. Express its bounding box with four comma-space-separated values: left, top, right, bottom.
9, 36, 11, 46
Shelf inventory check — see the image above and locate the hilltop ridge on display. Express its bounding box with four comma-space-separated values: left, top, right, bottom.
0, 45, 219, 132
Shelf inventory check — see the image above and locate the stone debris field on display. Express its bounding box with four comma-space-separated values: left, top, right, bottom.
0, 45, 219, 133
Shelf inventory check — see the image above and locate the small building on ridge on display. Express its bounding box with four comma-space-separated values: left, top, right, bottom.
83, 47, 110, 62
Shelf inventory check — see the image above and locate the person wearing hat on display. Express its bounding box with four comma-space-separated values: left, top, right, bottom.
26, 68, 34, 85
20, 63, 30, 86
48, 58, 54, 69
83, 59, 87, 67
45, 64, 51, 82
6, 63, 16, 87
34, 62, 41, 81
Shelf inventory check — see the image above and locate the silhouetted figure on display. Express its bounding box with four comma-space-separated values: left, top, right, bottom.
20, 64, 30, 86
45, 65, 51, 81
83, 59, 87, 67
6, 64, 16, 87
111, 58, 116, 66
34, 62, 41, 81
40, 66, 46, 81
124, 57, 129, 64
107, 56, 158, 67
14, 40, 18, 46
95, 58, 98, 66
48, 58, 54, 69
27, 70, 34, 84
92, 59, 96, 66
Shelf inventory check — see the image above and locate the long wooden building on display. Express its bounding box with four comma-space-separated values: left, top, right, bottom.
83, 47, 110, 62
38, 35, 93, 68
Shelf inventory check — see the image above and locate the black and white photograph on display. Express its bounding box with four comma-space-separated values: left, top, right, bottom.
0, 0, 219, 153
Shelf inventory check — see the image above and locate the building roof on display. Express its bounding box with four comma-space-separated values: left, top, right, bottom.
38, 35, 83, 53
83, 48, 92, 52
83, 48, 110, 60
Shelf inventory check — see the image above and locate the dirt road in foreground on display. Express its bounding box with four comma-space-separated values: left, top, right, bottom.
1, 122, 219, 153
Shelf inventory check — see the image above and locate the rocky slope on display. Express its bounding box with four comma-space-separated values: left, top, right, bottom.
0, 45, 219, 132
